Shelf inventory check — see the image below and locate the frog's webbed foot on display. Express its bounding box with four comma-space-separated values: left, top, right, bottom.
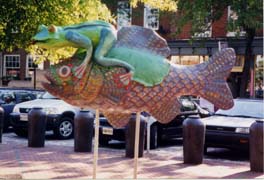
113, 72, 133, 89
65, 31, 93, 79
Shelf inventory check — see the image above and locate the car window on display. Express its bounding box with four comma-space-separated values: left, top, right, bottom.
180, 99, 196, 112
1, 93, 15, 104
216, 100, 264, 119
40, 92, 59, 99
19, 93, 35, 102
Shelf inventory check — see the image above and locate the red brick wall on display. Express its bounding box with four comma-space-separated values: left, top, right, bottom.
212, 8, 228, 38
132, 4, 144, 26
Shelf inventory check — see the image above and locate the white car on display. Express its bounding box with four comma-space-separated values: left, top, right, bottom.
10, 92, 81, 139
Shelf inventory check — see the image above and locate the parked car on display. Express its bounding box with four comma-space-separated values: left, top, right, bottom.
10, 92, 80, 139
202, 99, 264, 152
0, 89, 43, 131
99, 97, 210, 149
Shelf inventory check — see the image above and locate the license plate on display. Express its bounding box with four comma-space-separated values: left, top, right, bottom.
102, 127, 113, 135
20, 113, 28, 121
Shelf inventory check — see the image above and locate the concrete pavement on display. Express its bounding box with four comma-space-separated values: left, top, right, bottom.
0, 133, 263, 179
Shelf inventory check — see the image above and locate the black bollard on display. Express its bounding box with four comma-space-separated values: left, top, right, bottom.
183, 116, 205, 164
0, 107, 4, 143
125, 114, 146, 158
28, 107, 46, 148
74, 110, 94, 152
250, 120, 264, 172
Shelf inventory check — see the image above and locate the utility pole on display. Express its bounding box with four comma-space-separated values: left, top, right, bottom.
33, 63, 37, 89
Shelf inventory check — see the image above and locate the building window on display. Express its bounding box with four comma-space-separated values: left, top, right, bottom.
231, 55, 245, 72
193, 15, 212, 38
226, 6, 246, 37
3, 55, 20, 80
144, 5, 159, 30
117, 1, 132, 30
26, 55, 44, 80
170, 55, 209, 65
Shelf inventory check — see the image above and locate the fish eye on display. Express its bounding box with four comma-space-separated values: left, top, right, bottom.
58, 65, 71, 78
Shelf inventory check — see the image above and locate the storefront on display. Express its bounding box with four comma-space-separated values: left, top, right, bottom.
168, 37, 263, 98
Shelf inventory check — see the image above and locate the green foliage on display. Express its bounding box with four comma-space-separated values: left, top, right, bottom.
130, 0, 177, 11
175, 0, 263, 37
0, 0, 113, 62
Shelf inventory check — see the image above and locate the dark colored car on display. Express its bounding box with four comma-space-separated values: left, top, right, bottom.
0, 90, 42, 131
202, 99, 264, 152
99, 97, 210, 149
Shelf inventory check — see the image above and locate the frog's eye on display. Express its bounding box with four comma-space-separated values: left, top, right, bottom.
48, 25, 56, 33
58, 65, 71, 78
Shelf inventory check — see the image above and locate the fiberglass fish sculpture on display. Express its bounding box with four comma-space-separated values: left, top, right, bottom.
33, 20, 236, 128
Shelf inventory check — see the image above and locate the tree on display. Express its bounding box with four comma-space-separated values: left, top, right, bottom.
0, 0, 113, 62
175, 0, 263, 97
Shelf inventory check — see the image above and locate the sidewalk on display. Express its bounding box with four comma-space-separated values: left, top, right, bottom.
0, 133, 263, 179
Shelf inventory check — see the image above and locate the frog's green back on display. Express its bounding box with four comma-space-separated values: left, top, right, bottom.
107, 25, 171, 87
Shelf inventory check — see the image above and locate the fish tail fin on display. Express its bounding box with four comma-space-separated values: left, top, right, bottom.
198, 48, 236, 110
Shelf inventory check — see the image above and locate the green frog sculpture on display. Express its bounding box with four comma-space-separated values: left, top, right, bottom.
33, 20, 170, 87
33, 20, 236, 127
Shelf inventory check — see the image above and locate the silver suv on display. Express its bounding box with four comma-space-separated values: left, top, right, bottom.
10, 92, 80, 139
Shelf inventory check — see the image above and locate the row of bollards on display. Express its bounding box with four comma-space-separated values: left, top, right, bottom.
0, 108, 263, 172
183, 116, 264, 173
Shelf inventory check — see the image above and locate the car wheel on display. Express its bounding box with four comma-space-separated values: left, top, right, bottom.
13, 128, 28, 137
99, 136, 110, 146
54, 117, 74, 139
149, 124, 158, 149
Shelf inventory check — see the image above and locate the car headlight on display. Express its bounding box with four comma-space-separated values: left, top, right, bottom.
43, 107, 59, 115
235, 127, 250, 134
13, 106, 19, 113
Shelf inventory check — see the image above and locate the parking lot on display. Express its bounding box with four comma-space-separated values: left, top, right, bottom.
1, 132, 263, 179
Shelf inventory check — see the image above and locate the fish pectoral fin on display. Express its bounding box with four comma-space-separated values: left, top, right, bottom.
113, 72, 132, 89
103, 111, 131, 128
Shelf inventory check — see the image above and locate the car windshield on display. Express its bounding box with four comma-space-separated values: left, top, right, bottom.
40, 92, 59, 99
215, 99, 264, 119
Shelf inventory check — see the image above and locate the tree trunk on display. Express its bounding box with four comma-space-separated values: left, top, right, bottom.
239, 28, 256, 98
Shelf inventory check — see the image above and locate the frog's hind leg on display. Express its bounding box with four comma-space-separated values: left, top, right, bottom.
94, 29, 134, 87
65, 31, 93, 79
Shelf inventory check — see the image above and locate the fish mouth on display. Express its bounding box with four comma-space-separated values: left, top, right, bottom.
41, 72, 62, 97
42, 71, 79, 104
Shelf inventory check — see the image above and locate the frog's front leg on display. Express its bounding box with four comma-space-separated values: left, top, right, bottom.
65, 31, 93, 79
94, 29, 135, 87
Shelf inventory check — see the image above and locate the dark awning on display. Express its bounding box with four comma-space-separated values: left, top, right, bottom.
168, 37, 263, 56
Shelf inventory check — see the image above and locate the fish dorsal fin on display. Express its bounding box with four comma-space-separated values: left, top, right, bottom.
115, 26, 171, 58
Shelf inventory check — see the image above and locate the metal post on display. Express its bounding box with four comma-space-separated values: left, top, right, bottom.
33, 64, 36, 89
93, 109, 99, 179
146, 116, 151, 153
133, 112, 141, 179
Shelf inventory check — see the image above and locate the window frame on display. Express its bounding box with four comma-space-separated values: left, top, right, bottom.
144, 5, 159, 30
117, 1, 132, 30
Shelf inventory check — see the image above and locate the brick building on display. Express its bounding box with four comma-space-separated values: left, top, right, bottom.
0, 48, 50, 89
105, 1, 263, 98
